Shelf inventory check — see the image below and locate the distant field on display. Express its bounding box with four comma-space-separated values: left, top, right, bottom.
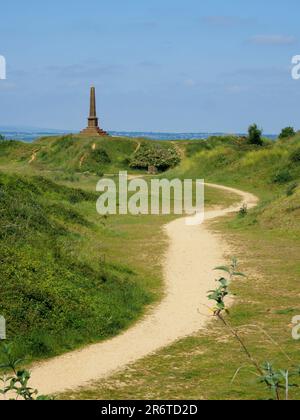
0, 129, 278, 142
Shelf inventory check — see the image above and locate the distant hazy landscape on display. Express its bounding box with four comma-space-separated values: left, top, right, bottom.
0, 127, 278, 142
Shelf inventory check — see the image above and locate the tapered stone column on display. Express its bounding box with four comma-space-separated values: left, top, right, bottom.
90, 87, 96, 117
80, 87, 108, 136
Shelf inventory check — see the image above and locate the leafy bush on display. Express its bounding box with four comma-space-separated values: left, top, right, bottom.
0, 134, 5, 141
130, 144, 180, 171
279, 127, 296, 140
0, 343, 53, 400
272, 168, 293, 184
248, 124, 263, 146
289, 147, 300, 163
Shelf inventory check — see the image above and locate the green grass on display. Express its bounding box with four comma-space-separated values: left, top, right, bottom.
0, 134, 180, 177
0, 172, 153, 362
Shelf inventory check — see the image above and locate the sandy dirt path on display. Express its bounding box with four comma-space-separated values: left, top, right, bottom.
29, 183, 258, 396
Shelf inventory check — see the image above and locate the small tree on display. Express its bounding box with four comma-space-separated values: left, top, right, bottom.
248, 124, 263, 146
0, 134, 5, 141
279, 127, 296, 140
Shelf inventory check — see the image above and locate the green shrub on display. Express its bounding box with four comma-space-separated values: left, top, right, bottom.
271, 168, 293, 184
279, 127, 296, 140
0, 344, 52, 400
248, 124, 263, 146
0, 134, 5, 141
130, 144, 180, 171
289, 147, 300, 163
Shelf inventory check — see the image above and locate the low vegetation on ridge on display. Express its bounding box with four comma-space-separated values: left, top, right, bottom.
0, 134, 181, 177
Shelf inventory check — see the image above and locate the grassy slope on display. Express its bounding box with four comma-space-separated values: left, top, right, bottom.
63, 134, 300, 400
0, 135, 237, 366
0, 172, 153, 362
0, 134, 180, 178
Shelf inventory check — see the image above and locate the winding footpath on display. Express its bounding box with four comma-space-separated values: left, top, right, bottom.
29, 183, 258, 396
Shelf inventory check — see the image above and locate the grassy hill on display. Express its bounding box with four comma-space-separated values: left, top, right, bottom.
0, 134, 181, 179
0, 172, 153, 361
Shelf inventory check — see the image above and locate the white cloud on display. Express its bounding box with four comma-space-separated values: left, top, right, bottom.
249, 35, 297, 46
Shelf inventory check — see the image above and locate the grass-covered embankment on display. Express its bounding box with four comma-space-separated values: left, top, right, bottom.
0, 172, 152, 362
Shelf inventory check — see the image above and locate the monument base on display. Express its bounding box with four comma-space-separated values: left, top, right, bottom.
79, 127, 108, 137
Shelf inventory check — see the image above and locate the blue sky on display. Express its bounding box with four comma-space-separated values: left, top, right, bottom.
1, 0, 300, 133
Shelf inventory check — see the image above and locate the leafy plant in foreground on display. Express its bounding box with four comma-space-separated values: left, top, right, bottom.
0, 343, 51, 400
208, 259, 300, 400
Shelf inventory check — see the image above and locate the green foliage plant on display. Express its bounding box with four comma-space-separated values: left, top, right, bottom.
208, 259, 300, 400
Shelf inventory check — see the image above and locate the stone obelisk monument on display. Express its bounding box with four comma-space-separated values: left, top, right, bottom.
80, 87, 108, 136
